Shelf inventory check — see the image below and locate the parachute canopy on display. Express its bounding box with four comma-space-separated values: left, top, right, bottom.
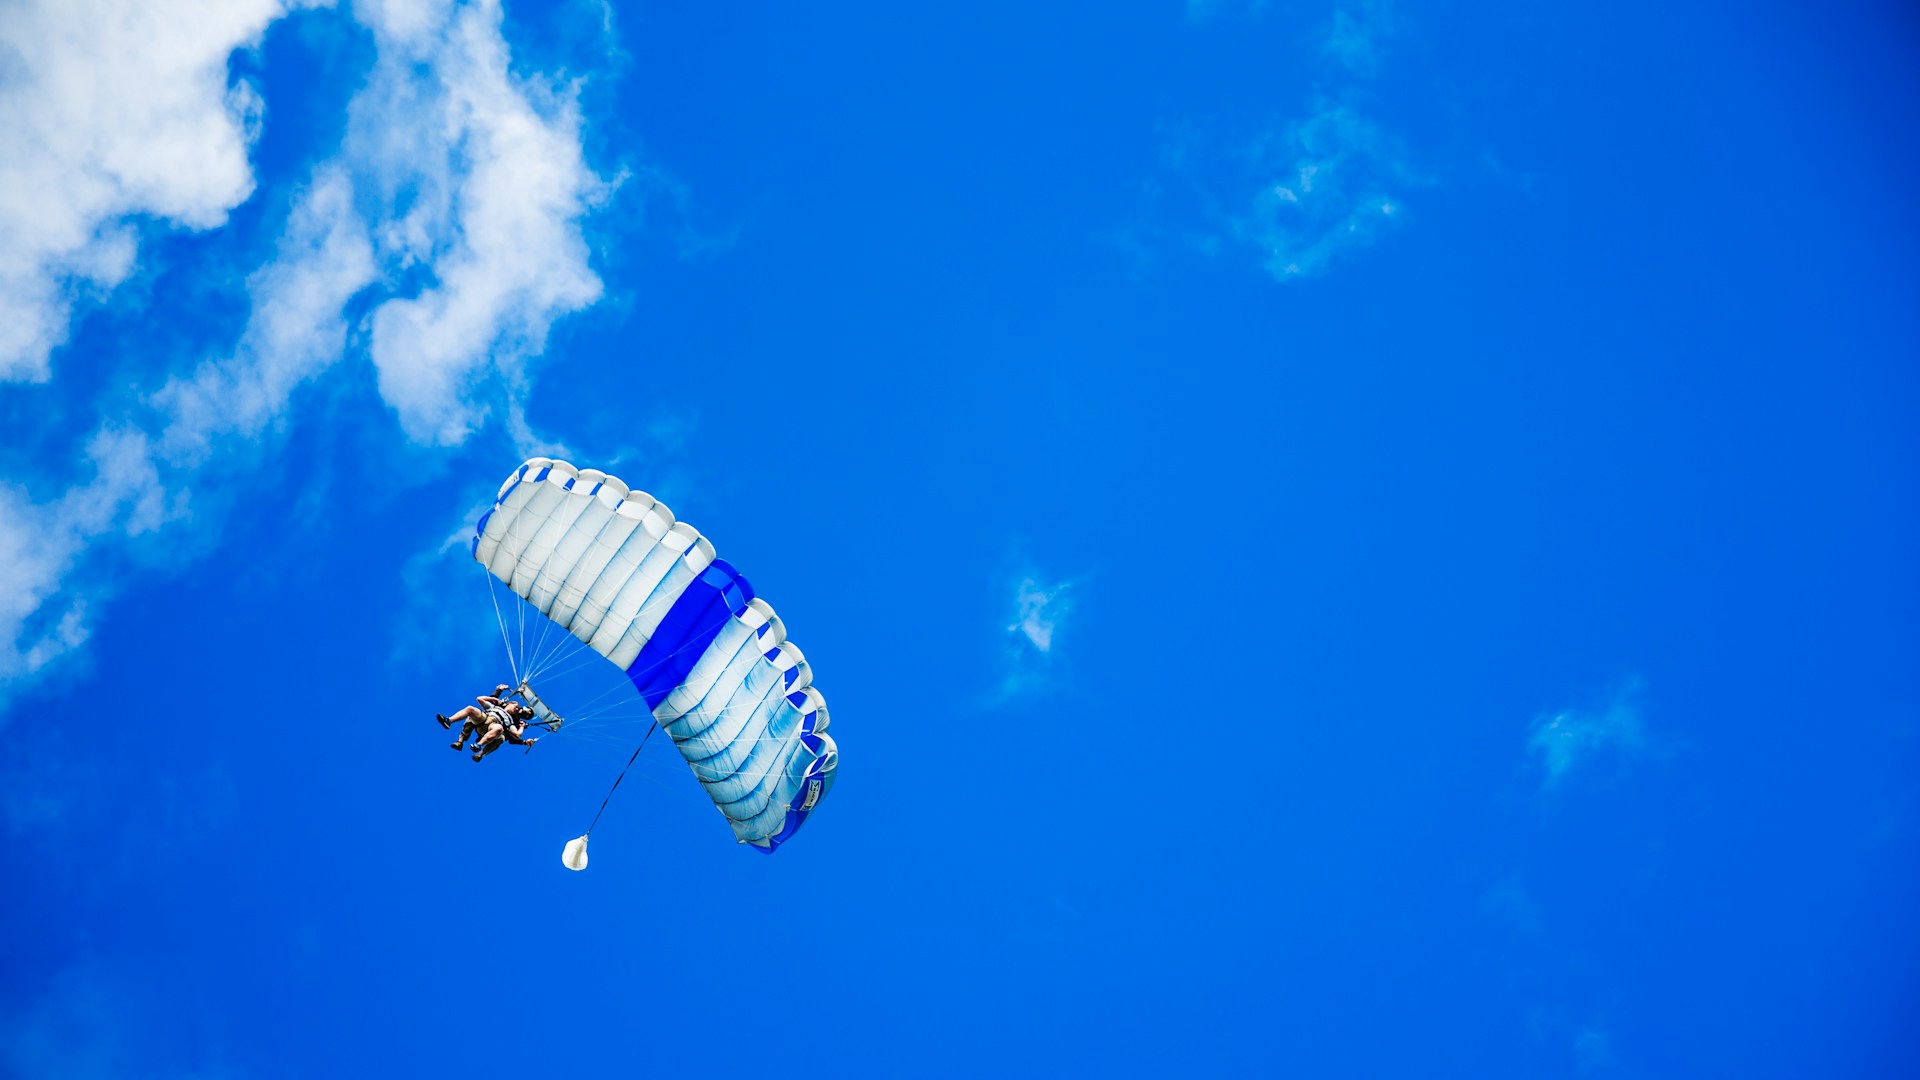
473, 458, 837, 853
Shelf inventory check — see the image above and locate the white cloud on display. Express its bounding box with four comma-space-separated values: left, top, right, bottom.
1237, 103, 1413, 280
0, 169, 374, 689
1239, 6, 1418, 279
154, 0, 609, 449
1528, 681, 1650, 787
0, 428, 179, 685
0, 0, 614, 691
153, 167, 376, 461
0, 496, 89, 685
1323, 3, 1397, 76
1009, 576, 1069, 653
357, 0, 609, 445
0, 0, 291, 381
994, 573, 1075, 702
1146, 1, 1422, 282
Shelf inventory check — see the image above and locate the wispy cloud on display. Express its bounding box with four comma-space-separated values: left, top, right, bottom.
1479, 874, 1541, 936
1323, 2, 1398, 76
1237, 103, 1413, 279
1573, 1024, 1616, 1073
0, 0, 616, 691
389, 498, 503, 673
1528, 680, 1651, 788
1240, 2, 1419, 280
628, 160, 747, 263
1009, 576, 1069, 653
0, 960, 236, 1080
994, 572, 1075, 701
152, 167, 375, 461
0, 428, 177, 685
0, 0, 285, 381
0, 168, 376, 693
1138, 1, 1423, 281
1525, 1009, 1624, 1076
355, 0, 609, 445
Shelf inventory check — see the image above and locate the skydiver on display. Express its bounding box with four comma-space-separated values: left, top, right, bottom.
468, 698, 540, 762
438, 684, 521, 752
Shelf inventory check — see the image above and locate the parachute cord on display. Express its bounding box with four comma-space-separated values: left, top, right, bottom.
527, 623, 596, 685
486, 573, 521, 686
586, 721, 659, 836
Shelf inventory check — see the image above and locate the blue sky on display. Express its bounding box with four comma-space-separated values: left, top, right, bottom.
2, 0, 1916, 1076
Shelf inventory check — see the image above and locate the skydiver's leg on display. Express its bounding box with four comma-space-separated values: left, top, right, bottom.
456, 716, 487, 749
472, 723, 506, 761
448, 706, 486, 748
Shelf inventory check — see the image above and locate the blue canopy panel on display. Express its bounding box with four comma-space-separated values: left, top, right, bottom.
473, 457, 837, 852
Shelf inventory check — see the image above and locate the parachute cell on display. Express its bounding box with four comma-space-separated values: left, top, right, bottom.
474, 458, 837, 852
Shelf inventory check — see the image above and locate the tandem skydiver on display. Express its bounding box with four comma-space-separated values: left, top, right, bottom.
437, 683, 538, 761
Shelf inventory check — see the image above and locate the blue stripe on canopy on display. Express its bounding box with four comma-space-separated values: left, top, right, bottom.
624, 559, 756, 711
471, 507, 494, 555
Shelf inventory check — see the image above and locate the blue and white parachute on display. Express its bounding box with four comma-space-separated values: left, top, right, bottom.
472, 458, 837, 853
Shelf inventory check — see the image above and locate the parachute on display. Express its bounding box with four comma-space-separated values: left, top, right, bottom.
472, 457, 837, 854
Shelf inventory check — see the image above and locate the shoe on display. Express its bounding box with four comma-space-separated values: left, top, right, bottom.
472, 751, 485, 762
437, 714, 451, 729
450, 742, 465, 750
